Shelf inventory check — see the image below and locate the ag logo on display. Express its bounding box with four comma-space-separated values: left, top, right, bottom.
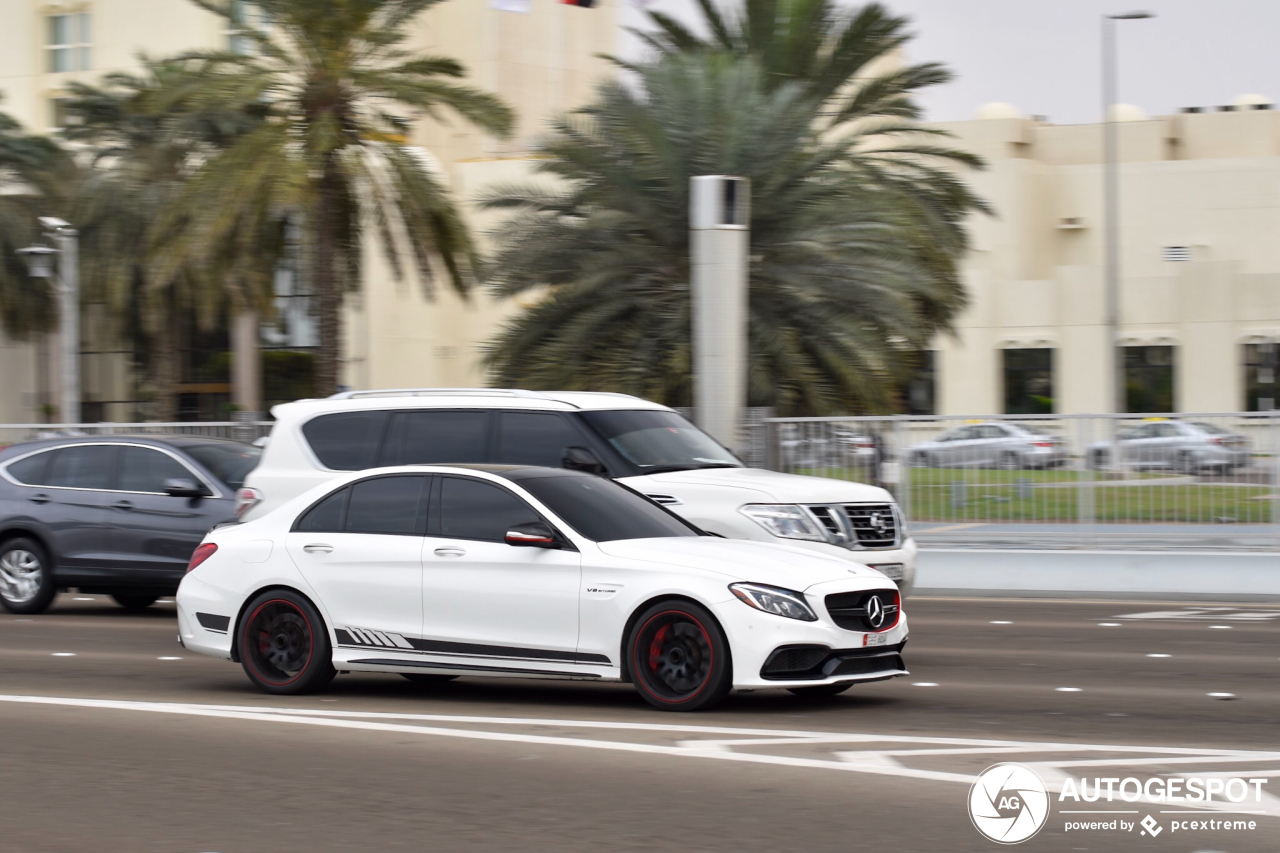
969, 763, 1050, 844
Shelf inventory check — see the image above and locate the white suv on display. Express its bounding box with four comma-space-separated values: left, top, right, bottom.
238, 389, 917, 595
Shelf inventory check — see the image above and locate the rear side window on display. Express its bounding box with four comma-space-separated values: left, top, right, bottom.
495, 412, 584, 468
345, 476, 426, 535
302, 412, 390, 470
438, 477, 540, 542
381, 411, 490, 465
297, 487, 349, 532
6, 451, 52, 485
46, 445, 115, 490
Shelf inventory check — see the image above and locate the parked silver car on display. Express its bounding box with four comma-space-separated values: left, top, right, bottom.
1086, 420, 1251, 472
907, 422, 1068, 469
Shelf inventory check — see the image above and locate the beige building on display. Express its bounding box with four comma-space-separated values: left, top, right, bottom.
925, 98, 1280, 416
0, 0, 617, 421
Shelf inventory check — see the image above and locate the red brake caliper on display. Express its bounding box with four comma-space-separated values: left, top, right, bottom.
648, 625, 669, 671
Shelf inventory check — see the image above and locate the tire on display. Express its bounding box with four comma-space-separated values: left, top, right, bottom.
400, 673, 459, 686
1088, 450, 1108, 470
237, 590, 336, 695
1177, 452, 1198, 475
627, 600, 732, 712
998, 452, 1020, 470
112, 594, 159, 611
0, 536, 57, 615
787, 683, 854, 699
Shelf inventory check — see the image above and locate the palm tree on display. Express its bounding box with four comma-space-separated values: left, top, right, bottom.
164, 0, 515, 396
481, 55, 973, 414
61, 59, 281, 421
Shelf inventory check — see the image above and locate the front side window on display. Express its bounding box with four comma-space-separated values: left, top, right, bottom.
579, 410, 739, 474
521, 475, 700, 542
495, 412, 585, 468
302, 411, 390, 470
1002, 348, 1054, 415
381, 411, 489, 465
438, 477, 540, 543
345, 476, 426, 535
45, 445, 114, 490
116, 447, 199, 493
47, 13, 91, 73
1124, 346, 1176, 413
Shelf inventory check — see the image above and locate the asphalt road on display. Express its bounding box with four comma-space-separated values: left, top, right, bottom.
2, 594, 1278, 852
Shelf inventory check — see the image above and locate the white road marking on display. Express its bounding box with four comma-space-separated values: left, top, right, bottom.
990, 621, 1013, 625
1210, 625, 1233, 630
1118, 609, 1280, 622
73, 597, 94, 601
1097, 622, 1121, 627
1056, 687, 1083, 692
1146, 654, 1171, 658
0, 694, 1277, 819
157, 657, 182, 661
50, 653, 76, 657
912, 682, 939, 687
1207, 693, 1237, 700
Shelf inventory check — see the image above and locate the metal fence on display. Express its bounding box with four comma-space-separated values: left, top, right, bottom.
761, 413, 1280, 551
0, 421, 274, 447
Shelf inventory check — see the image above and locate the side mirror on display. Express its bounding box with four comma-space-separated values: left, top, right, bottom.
562, 445, 606, 475
164, 478, 208, 498
505, 521, 560, 549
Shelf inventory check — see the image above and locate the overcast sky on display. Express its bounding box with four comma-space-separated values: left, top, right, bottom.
619, 0, 1280, 125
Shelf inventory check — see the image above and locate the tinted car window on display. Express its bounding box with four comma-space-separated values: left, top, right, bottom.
439, 477, 540, 542
346, 476, 426, 535
579, 410, 738, 473
521, 475, 700, 542
184, 443, 261, 490
496, 412, 584, 467
382, 411, 490, 465
117, 446, 198, 493
297, 487, 349, 532
46, 445, 115, 490
302, 412, 390, 470
980, 425, 1007, 438
6, 451, 52, 485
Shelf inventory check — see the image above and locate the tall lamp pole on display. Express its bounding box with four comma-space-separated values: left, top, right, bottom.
18, 217, 80, 424
1102, 11, 1154, 414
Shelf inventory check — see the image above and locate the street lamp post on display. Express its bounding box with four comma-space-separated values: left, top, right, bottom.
18, 217, 80, 424
1102, 11, 1154, 415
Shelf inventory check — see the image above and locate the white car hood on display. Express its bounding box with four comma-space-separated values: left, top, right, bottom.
629, 466, 893, 504
596, 537, 888, 591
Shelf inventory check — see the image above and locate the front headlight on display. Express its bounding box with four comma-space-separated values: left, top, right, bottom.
894, 504, 908, 539
729, 583, 819, 622
739, 504, 825, 541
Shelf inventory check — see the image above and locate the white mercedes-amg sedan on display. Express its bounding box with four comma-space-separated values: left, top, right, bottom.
176, 465, 909, 711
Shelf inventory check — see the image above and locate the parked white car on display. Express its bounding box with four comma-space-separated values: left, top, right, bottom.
237, 390, 917, 595
178, 465, 909, 711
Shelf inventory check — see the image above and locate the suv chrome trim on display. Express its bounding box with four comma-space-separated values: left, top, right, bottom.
800, 502, 902, 550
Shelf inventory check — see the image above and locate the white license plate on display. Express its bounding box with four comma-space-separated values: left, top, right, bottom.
863, 632, 889, 647
872, 563, 905, 581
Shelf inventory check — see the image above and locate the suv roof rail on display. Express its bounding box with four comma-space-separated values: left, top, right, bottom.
327, 388, 562, 402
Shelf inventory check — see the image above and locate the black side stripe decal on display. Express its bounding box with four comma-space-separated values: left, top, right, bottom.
350, 658, 600, 678
334, 628, 611, 665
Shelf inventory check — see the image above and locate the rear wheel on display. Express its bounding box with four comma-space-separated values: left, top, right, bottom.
238, 590, 336, 695
112, 594, 159, 611
0, 537, 56, 615
1088, 449, 1108, 470
627, 601, 732, 712
787, 683, 854, 699
400, 673, 459, 686
998, 452, 1020, 470
1177, 452, 1199, 475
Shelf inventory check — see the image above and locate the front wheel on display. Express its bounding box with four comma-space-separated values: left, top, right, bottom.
787, 683, 853, 699
0, 537, 56, 615
627, 601, 732, 712
998, 452, 1020, 470
238, 590, 336, 695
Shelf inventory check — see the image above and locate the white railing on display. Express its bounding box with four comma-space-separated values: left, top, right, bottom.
761, 412, 1280, 551
0, 421, 274, 446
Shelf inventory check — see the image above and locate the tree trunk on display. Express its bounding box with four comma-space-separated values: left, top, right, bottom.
153, 291, 180, 421
312, 154, 343, 397
230, 308, 261, 415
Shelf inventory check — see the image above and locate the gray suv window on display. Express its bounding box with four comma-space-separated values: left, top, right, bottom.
117, 446, 197, 493
381, 411, 490, 465
495, 412, 584, 467
302, 412, 390, 470
46, 445, 115, 490
6, 451, 53, 485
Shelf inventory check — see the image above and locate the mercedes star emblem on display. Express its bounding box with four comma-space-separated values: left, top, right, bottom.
866, 595, 885, 629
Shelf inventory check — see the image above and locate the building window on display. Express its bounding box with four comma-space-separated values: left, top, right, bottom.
1244, 343, 1278, 411
226, 1, 271, 54
1002, 348, 1054, 414
47, 13, 91, 73
903, 350, 935, 415
49, 97, 72, 130
1124, 345, 1176, 413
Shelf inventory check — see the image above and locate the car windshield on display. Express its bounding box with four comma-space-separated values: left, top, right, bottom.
579, 410, 741, 474
184, 443, 262, 490
520, 475, 702, 542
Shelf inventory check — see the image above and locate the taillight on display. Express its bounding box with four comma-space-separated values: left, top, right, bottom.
1033, 441, 1053, 448
187, 542, 218, 573
1208, 437, 1224, 446
234, 487, 263, 519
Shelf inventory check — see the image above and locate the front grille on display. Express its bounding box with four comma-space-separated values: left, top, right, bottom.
824, 589, 901, 632
760, 643, 907, 680
829, 653, 905, 677
809, 506, 843, 538
844, 504, 898, 547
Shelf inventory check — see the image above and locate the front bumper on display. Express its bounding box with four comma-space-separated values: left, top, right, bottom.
780, 536, 918, 598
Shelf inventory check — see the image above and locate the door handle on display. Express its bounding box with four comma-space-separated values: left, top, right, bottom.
303, 543, 333, 554
434, 547, 466, 558
112, 500, 133, 511
28, 493, 50, 505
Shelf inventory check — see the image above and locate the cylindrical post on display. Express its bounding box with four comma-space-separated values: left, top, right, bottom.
58, 229, 80, 424
1102, 15, 1122, 417
690, 176, 750, 449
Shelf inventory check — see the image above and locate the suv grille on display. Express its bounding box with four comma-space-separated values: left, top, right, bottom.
824, 589, 901, 632
844, 504, 898, 548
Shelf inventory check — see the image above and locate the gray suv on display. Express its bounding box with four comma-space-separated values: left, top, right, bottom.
0, 436, 260, 614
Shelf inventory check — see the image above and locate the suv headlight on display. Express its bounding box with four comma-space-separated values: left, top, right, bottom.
730, 583, 819, 622
739, 504, 825, 541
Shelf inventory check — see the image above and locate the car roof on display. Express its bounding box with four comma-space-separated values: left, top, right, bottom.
270, 388, 673, 420
366, 463, 591, 482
